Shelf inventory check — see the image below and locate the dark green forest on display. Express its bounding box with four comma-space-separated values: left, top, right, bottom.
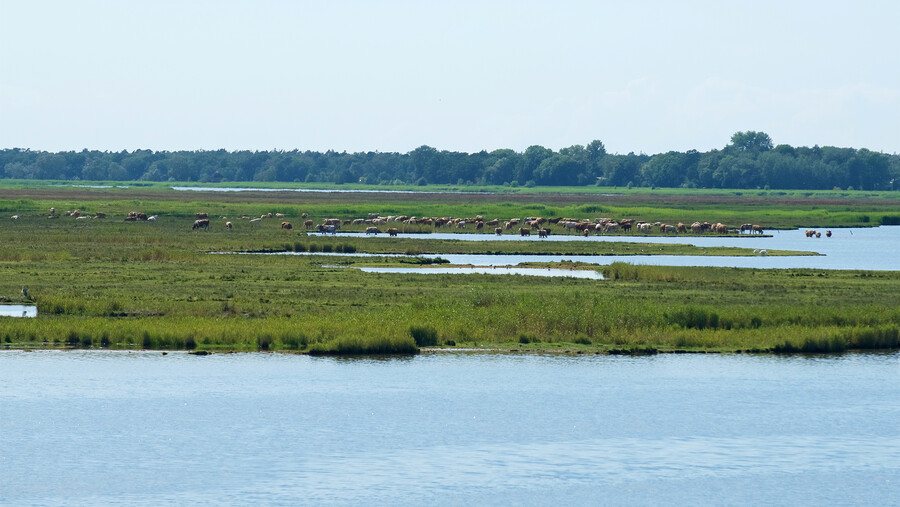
2, 132, 897, 190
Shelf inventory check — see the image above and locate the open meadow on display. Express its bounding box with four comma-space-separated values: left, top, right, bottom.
1, 184, 898, 354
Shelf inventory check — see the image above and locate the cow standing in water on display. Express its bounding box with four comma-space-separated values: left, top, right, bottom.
192, 219, 210, 230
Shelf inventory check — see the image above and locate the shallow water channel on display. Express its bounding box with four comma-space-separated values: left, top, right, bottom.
1, 351, 898, 505
0, 305, 37, 318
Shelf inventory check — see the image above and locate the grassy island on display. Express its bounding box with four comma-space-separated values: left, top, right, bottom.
0, 184, 897, 355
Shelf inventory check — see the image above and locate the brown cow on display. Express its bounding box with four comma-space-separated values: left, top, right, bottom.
281, 221, 292, 230
539, 228, 550, 238
387, 228, 400, 236
806, 229, 816, 237
752, 225, 763, 234
365, 226, 380, 235
304, 220, 314, 229
192, 219, 210, 230
495, 227, 503, 236
825, 230, 832, 237
519, 227, 531, 236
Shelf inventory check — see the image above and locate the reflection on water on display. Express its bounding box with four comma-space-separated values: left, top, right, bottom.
1, 351, 898, 505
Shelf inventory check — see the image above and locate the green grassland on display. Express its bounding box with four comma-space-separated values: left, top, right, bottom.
0, 185, 898, 355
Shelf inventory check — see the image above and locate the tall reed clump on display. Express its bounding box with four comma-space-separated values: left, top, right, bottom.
773, 325, 900, 353
846, 325, 900, 349
307, 335, 418, 355
773, 333, 847, 354
409, 325, 439, 346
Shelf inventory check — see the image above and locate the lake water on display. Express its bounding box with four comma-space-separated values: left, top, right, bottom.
1, 351, 898, 505
359, 266, 605, 279
264, 226, 900, 271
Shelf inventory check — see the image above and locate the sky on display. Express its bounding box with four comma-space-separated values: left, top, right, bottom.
1, 0, 898, 155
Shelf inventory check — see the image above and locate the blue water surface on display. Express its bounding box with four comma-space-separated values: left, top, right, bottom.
1, 351, 898, 505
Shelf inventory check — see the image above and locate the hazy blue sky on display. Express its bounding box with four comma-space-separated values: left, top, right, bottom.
2, 1, 898, 154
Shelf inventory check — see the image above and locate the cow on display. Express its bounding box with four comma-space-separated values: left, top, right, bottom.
281, 221, 293, 230
715, 223, 728, 234
805, 229, 816, 238
304, 220, 314, 229
752, 225, 763, 234
538, 228, 550, 238
196, 212, 208, 219
192, 219, 210, 230
301, 213, 308, 219
225, 221, 233, 231
825, 230, 832, 237
662, 224, 677, 233
317, 224, 336, 235
740, 223, 754, 234
519, 227, 531, 236
387, 228, 399, 237
365, 226, 380, 235
495, 227, 503, 236
815, 231, 821, 238
604, 222, 620, 233
49, 208, 56, 217
677, 222, 686, 233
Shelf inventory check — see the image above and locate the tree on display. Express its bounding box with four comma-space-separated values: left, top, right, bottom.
727, 131, 773, 154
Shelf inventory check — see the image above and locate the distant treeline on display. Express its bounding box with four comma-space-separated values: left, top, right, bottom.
2, 132, 897, 190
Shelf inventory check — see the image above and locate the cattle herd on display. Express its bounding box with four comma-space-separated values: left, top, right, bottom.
280, 214, 768, 237
23, 208, 837, 239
